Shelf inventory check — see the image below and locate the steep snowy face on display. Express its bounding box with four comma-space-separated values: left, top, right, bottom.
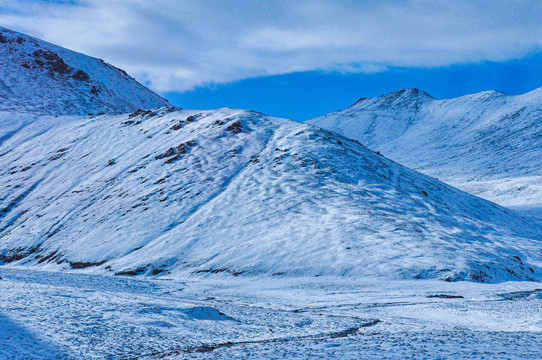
1, 108, 541, 282
0, 26, 169, 115
308, 88, 542, 210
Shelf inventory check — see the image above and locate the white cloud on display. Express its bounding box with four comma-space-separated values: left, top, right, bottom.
1, 0, 542, 92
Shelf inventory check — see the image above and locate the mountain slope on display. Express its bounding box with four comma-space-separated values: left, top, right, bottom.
307, 88, 542, 210
0, 26, 169, 115
1, 107, 541, 282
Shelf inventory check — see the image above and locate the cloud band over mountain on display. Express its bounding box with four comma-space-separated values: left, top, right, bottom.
2, 1, 542, 92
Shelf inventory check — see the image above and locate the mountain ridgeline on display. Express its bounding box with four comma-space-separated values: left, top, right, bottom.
1, 107, 541, 282
308, 88, 542, 211
0, 26, 169, 115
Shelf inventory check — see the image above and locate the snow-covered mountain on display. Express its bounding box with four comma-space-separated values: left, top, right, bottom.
0, 26, 169, 115
307, 88, 542, 211
1, 28, 541, 284
1, 107, 541, 282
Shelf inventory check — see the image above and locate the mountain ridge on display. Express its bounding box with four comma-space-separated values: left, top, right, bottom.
1, 107, 541, 282
0, 26, 170, 116
308, 87, 542, 210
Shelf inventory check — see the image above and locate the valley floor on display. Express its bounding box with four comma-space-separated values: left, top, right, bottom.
0, 267, 541, 359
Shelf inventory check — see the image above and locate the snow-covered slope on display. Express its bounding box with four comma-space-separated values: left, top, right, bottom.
0, 26, 169, 115
307, 88, 542, 210
1, 107, 541, 282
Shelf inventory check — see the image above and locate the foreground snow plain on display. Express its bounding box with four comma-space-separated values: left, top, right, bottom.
1, 267, 541, 359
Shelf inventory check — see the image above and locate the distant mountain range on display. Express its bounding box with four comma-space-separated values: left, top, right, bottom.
308, 88, 542, 212
1, 27, 541, 283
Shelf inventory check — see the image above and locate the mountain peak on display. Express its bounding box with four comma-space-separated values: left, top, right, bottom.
350, 88, 434, 111
465, 89, 508, 101
308, 86, 542, 210
1, 107, 541, 282
351, 88, 435, 108
382, 88, 435, 100
0, 26, 170, 115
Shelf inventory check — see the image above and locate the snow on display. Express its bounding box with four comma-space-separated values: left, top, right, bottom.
1, 267, 541, 359
1, 107, 541, 282
307, 88, 542, 212
0, 26, 169, 116
1, 27, 542, 359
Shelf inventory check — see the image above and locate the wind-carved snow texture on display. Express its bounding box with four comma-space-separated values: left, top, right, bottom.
1, 107, 542, 283
0, 26, 169, 116
307, 88, 542, 212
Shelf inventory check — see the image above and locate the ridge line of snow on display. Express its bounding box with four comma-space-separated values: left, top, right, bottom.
117, 113, 277, 264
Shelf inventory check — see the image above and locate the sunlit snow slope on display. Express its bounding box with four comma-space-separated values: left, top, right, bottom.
308, 88, 542, 210
0, 26, 169, 115
1, 107, 541, 282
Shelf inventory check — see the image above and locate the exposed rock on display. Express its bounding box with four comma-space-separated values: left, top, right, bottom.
72, 69, 90, 82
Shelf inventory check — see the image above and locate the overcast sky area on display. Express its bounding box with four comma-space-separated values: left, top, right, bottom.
2, 0, 542, 120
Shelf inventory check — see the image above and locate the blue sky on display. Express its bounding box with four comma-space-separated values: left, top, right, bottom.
1, 1, 542, 120
167, 52, 542, 120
